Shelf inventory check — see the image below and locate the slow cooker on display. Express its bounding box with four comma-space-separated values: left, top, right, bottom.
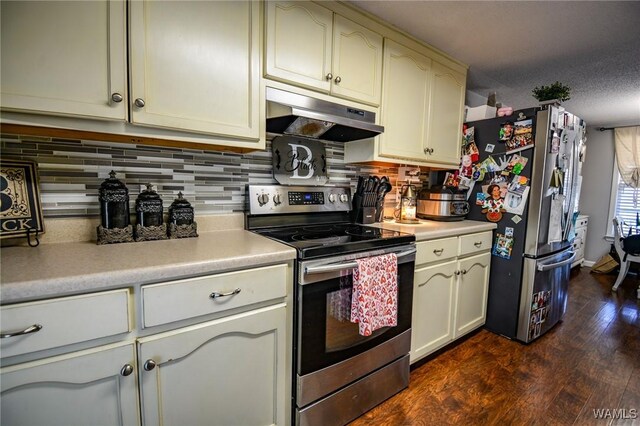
417, 186, 469, 221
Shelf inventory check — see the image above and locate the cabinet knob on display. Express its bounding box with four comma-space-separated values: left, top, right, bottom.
334, 76, 341, 84
325, 73, 333, 81
423, 148, 434, 155
111, 93, 123, 103
144, 359, 157, 371
455, 270, 461, 275
134, 98, 146, 108
461, 269, 467, 275
120, 364, 134, 376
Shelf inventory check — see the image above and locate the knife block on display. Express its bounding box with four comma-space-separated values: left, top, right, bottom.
351, 194, 375, 224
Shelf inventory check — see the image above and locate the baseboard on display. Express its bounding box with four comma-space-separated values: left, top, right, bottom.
584, 260, 595, 268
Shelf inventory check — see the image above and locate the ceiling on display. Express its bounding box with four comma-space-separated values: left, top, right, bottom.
347, 0, 640, 128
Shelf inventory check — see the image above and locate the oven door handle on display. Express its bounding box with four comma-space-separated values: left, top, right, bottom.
304, 248, 416, 275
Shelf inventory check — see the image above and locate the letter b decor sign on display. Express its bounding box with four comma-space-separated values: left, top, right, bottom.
271, 136, 328, 185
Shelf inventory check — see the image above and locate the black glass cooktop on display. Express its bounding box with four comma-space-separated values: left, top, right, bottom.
254, 223, 415, 259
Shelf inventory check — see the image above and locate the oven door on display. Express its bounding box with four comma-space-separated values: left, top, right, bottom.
296, 245, 415, 402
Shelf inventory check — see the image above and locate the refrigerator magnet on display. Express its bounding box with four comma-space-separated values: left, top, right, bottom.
485, 143, 495, 153
499, 123, 514, 141
505, 226, 514, 238
480, 183, 507, 222
492, 233, 513, 259
465, 141, 480, 162
511, 215, 522, 224
550, 131, 560, 153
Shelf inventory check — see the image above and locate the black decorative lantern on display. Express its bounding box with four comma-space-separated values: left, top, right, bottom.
168, 192, 198, 239
134, 184, 167, 241
96, 171, 134, 244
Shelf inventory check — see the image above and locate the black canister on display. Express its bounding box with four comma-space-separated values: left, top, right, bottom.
136, 184, 163, 227
168, 192, 194, 226
99, 170, 130, 229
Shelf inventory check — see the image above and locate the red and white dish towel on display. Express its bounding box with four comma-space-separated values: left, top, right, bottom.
350, 253, 398, 336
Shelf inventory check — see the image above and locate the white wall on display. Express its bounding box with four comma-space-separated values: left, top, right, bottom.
579, 127, 616, 263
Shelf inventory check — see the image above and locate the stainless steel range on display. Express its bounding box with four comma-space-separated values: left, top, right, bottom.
245, 184, 416, 426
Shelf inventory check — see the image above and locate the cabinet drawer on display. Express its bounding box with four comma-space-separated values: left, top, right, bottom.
142, 264, 288, 328
458, 231, 493, 257
416, 237, 458, 265
0, 289, 131, 359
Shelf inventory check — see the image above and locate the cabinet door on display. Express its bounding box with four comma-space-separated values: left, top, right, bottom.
454, 252, 491, 338
331, 15, 383, 105
410, 260, 457, 363
138, 304, 287, 426
1, 343, 139, 426
265, 1, 333, 92
379, 39, 432, 161
129, 0, 261, 140
425, 61, 466, 166
0, 0, 127, 120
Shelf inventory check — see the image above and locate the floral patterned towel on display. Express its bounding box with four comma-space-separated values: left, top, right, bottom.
350, 253, 398, 336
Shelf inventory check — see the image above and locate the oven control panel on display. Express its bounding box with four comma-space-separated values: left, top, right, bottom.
247, 185, 351, 215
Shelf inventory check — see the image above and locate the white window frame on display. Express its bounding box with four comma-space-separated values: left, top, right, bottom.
606, 154, 639, 239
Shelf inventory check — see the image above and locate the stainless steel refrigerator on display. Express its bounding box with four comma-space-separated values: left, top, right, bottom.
466, 105, 586, 343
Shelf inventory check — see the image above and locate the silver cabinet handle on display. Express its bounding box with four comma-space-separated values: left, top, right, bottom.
461, 269, 467, 274
334, 76, 342, 84
429, 148, 435, 154
210, 288, 241, 299
433, 248, 444, 255
121, 364, 134, 376
134, 98, 145, 108
305, 248, 416, 275
423, 147, 429, 154
1, 324, 42, 338
474, 242, 483, 248
144, 359, 156, 371
455, 270, 461, 275
325, 73, 333, 81
111, 93, 123, 103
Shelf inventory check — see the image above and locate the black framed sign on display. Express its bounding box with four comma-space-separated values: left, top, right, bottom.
272, 135, 328, 185
0, 159, 45, 240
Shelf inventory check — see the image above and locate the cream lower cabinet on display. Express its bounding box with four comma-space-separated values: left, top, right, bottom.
410, 232, 492, 364
138, 304, 286, 426
1, 343, 139, 426
1, 264, 291, 426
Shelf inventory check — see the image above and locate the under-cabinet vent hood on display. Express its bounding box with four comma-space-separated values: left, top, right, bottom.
266, 87, 383, 142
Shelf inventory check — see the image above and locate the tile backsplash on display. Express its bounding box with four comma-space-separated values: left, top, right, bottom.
1, 133, 429, 218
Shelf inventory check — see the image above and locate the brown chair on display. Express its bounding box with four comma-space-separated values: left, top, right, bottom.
611, 217, 640, 298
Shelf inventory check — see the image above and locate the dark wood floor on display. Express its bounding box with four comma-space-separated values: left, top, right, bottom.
350, 268, 640, 426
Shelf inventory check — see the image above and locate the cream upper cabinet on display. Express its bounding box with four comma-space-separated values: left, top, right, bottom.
378, 39, 432, 161
345, 39, 467, 168
265, 1, 383, 106
129, 0, 261, 140
0, 0, 127, 120
425, 61, 466, 166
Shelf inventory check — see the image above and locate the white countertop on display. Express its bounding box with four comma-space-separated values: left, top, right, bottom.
0, 230, 296, 304
369, 219, 496, 241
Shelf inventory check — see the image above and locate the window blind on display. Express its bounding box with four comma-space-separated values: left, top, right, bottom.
614, 175, 639, 234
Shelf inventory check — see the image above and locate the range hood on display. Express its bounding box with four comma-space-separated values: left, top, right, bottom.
266, 87, 383, 142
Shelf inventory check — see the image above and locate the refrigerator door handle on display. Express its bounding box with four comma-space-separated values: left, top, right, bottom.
537, 252, 576, 271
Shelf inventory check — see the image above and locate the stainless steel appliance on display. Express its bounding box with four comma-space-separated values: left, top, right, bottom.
466, 106, 586, 343
245, 184, 415, 426
266, 87, 384, 142
416, 186, 469, 221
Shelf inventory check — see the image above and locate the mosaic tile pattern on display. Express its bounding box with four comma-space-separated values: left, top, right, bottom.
1, 133, 429, 218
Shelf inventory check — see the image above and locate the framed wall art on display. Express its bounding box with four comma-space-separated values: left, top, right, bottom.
0, 159, 45, 244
